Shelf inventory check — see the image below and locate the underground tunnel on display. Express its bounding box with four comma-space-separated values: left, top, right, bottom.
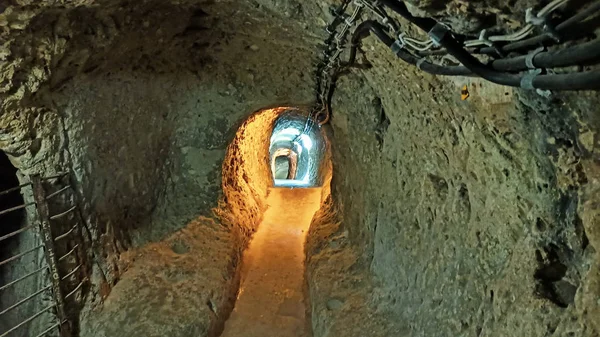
2, 0, 600, 337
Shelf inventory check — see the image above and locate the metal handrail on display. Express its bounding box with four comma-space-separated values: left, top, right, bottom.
50, 206, 77, 220
0, 202, 35, 216
0, 305, 55, 337
0, 224, 36, 243
0, 182, 31, 197
0, 285, 51, 317
0, 172, 85, 337
0, 266, 47, 292
34, 322, 60, 337
0, 245, 43, 267
45, 186, 71, 200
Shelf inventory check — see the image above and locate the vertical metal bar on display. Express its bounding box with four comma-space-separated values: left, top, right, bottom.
66, 173, 96, 290
31, 175, 72, 337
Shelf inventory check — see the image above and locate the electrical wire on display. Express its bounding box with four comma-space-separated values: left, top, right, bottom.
418, 0, 600, 57
465, 0, 569, 47
400, 34, 436, 51
484, 0, 600, 54
376, 1, 600, 90
383, 0, 570, 53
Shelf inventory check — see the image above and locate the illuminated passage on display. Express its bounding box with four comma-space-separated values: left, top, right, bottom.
269, 110, 325, 188
221, 187, 322, 337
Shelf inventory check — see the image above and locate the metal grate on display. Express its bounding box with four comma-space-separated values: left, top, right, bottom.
0, 173, 88, 337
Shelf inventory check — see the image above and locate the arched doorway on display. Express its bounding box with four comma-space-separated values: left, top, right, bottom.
269, 110, 327, 188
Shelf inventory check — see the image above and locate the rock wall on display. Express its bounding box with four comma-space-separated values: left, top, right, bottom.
1, 0, 317, 334
79, 216, 243, 337
307, 26, 600, 337
2, 0, 600, 336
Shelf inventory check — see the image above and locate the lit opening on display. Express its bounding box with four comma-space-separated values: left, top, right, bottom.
269, 110, 325, 188
221, 106, 332, 337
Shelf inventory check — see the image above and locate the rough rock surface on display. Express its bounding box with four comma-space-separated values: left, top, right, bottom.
2, 1, 315, 334
308, 39, 600, 337
80, 217, 241, 337
1, 0, 600, 337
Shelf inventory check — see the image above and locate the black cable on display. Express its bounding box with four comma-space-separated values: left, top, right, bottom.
351, 20, 600, 89
417, 20, 600, 72
378, 0, 600, 90
435, 22, 600, 89
491, 37, 600, 72
534, 70, 600, 90
419, 21, 595, 57
438, 34, 523, 86
418, 0, 600, 57
378, 0, 523, 85
481, 0, 600, 54
556, 0, 600, 33
348, 21, 375, 66
378, 0, 436, 31
350, 21, 475, 76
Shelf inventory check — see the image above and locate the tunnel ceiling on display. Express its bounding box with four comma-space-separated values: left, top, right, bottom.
1, 1, 600, 337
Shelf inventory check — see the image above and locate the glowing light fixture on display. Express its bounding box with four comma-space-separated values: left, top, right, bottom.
300, 134, 313, 151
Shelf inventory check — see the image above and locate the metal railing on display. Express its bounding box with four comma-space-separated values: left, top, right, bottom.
0, 172, 88, 337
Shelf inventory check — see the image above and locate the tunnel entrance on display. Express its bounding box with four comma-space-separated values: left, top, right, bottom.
272, 149, 298, 180
220, 107, 331, 337
0, 151, 26, 333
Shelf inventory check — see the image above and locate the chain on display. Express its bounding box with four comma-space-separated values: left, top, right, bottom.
299, 0, 399, 135
299, 0, 363, 135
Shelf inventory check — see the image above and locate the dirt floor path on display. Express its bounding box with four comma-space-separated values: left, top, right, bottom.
221, 187, 322, 337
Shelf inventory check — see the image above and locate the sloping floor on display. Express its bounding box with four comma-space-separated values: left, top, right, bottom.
221, 187, 322, 337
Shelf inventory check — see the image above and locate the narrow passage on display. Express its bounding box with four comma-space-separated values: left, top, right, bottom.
221, 187, 322, 337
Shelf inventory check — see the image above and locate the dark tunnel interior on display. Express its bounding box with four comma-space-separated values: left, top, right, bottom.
0, 152, 26, 311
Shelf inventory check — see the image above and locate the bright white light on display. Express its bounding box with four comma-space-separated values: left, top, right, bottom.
274, 179, 311, 187
270, 127, 301, 143
300, 134, 313, 151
